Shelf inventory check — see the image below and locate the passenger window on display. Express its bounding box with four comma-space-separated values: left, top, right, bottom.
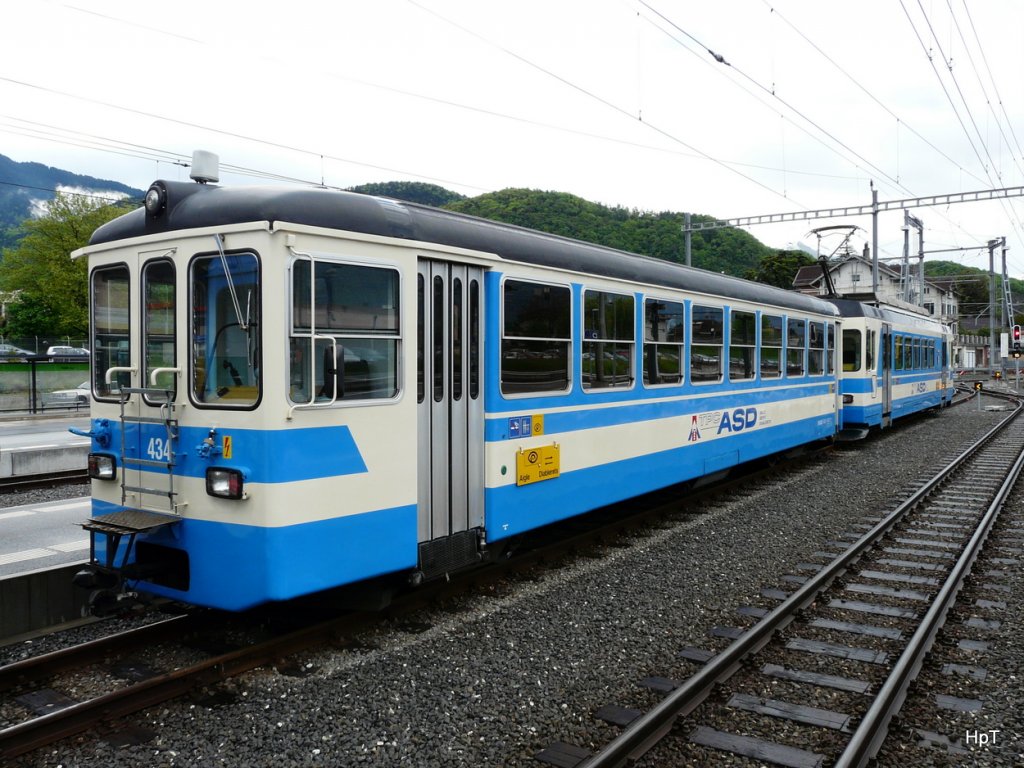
192, 251, 260, 407
143, 259, 176, 402
583, 289, 634, 390
827, 323, 836, 374
842, 329, 862, 372
644, 298, 683, 386
501, 280, 570, 395
786, 318, 806, 376
895, 337, 904, 370
92, 265, 131, 398
289, 258, 399, 403
808, 321, 825, 375
729, 310, 756, 381
866, 329, 876, 371
760, 314, 783, 379
691, 305, 724, 383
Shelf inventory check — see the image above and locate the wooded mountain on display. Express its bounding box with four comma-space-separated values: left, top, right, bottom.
0, 153, 142, 249
444, 188, 775, 277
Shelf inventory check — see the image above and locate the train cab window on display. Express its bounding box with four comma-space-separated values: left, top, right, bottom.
808, 321, 825, 375
760, 314, 783, 379
583, 289, 634, 390
786, 318, 806, 376
143, 259, 176, 403
92, 265, 131, 399
192, 251, 261, 407
842, 329, 862, 372
643, 298, 683, 386
827, 323, 836, 374
691, 305, 723, 383
501, 280, 570, 395
729, 310, 756, 381
289, 259, 399, 403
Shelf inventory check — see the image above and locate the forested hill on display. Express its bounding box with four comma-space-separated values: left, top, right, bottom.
354, 183, 784, 277
0, 154, 142, 249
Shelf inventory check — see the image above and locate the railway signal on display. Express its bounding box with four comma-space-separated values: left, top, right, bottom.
1014, 325, 1022, 353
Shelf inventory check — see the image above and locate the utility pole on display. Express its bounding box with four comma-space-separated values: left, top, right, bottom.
989, 238, 1001, 374
871, 183, 879, 302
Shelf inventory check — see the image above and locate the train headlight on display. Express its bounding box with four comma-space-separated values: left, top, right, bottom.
206, 467, 245, 500
144, 182, 167, 217
88, 453, 117, 480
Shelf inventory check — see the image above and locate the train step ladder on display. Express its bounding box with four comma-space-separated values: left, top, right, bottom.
81, 386, 181, 571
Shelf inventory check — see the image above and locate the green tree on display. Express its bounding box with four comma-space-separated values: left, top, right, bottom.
0, 193, 131, 337
745, 249, 816, 289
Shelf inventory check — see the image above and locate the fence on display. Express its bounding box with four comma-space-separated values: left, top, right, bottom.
0, 360, 90, 414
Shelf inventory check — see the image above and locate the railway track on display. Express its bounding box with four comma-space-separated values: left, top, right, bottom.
537, 391, 1023, 767
0, 470, 88, 494
0, 400, 984, 762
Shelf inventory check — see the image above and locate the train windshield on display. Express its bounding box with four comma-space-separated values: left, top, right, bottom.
91, 265, 131, 398
191, 251, 260, 407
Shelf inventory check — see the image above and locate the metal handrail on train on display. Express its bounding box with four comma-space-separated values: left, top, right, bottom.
580, 393, 1024, 768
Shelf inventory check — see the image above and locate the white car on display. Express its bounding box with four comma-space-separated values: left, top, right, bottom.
42, 381, 90, 408
46, 345, 90, 357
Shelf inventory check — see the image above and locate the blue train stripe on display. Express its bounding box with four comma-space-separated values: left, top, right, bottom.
486, 413, 834, 540
91, 422, 367, 483
485, 383, 834, 441
90, 497, 417, 610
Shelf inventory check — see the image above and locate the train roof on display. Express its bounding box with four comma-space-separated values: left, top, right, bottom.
91, 180, 838, 317
827, 298, 948, 331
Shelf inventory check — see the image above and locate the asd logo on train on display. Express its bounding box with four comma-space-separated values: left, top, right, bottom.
716, 406, 759, 434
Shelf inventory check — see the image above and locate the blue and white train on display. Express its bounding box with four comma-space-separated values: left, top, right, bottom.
70, 167, 953, 612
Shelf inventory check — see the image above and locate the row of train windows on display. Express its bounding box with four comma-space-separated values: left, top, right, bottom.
842, 329, 945, 373
501, 280, 834, 395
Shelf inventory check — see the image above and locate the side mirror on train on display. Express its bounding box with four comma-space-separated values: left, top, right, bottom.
318, 345, 345, 399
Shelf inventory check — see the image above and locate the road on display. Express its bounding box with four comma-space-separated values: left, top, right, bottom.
0, 495, 91, 577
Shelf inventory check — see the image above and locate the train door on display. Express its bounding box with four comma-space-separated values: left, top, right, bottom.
880, 322, 893, 427
83, 253, 181, 570
416, 260, 485, 580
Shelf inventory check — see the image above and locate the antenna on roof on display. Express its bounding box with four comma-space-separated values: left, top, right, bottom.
189, 150, 220, 184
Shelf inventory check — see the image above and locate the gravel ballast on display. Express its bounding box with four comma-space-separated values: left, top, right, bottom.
5, 402, 1019, 767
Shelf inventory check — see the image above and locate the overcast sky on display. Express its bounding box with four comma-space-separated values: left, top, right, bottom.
3, 0, 1024, 278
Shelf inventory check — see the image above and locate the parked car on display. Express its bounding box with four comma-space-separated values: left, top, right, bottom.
42, 381, 90, 408
46, 345, 90, 359
0, 343, 35, 361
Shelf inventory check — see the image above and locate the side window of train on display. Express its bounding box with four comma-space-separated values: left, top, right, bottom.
501, 279, 571, 395
866, 329, 876, 372
143, 259, 176, 404
842, 329, 862, 372
760, 314, 783, 379
808, 321, 825, 375
582, 289, 634, 390
827, 323, 836, 374
691, 305, 724, 383
92, 264, 131, 399
191, 251, 260, 407
729, 310, 756, 382
289, 259, 400, 403
643, 298, 684, 386
894, 336, 904, 370
786, 318, 806, 377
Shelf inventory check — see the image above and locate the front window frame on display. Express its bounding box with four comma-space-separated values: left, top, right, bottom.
189, 249, 262, 410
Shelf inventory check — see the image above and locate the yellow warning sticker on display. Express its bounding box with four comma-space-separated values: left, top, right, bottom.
516, 444, 560, 486
222, 435, 233, 459
531, 414, 544, 436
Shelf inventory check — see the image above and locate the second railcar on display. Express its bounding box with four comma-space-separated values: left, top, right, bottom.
833, 298, 953, 432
